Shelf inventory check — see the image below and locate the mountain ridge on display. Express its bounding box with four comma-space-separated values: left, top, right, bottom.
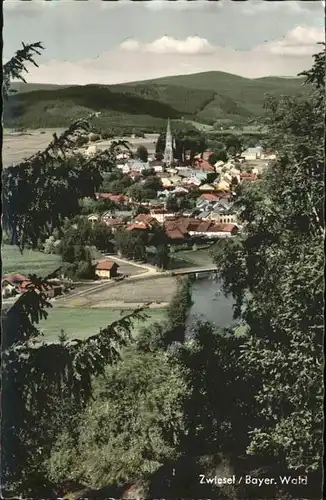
7, 71, 308, 131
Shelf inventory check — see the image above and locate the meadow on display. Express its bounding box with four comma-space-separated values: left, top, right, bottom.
38, 307, 167, 342
2, 244, 62, 276
170, 247, 214, 269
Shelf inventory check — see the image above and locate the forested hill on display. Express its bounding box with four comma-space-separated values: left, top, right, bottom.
6, 71, 307, 130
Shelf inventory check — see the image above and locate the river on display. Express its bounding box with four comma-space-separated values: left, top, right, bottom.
188, 277, 236, 328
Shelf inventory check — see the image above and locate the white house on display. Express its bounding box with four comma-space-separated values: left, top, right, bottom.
241, 147, 263, 161
85, 145, 98, 157
87, 214, 100, 224
214, 160, 225, 170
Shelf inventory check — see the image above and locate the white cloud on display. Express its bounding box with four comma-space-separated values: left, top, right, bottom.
120, 36, 215, 55
13, 28, 322, 85
254, 26, 324, 56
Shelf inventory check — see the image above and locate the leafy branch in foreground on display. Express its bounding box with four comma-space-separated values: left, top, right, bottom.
3, 41, 44, 98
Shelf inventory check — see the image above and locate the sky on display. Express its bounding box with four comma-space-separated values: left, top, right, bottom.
3, 0, 325, 84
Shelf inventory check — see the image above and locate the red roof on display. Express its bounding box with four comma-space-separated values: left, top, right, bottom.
96, 260, 119, 271
200, 193, 219, 201
164, 221, 188, 239
103, 218, 123, 227
209, 224, 238, 233
193, 159, 214, 172
134, 214, 156, 225
196, 221, 212, 232
165, 228, 186, 240
96, 193, 128, 203
202, 151, 214, 161
165, 217, 198, 235
127, 222, 148, 231
240, 172, 257, 181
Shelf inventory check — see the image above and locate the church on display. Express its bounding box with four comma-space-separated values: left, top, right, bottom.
163, 118, 175, 166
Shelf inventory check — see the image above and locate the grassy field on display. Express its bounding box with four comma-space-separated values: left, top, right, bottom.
38, 307, 167, 342
2, 244, 61, 276
170, 247, 214, 269
6, 71, 307, 130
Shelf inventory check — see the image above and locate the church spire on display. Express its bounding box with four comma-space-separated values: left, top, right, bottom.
163, 118, 173, 166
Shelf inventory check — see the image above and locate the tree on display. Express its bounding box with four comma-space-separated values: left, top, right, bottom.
135, 205, 150, 215
175, 321, 259, 457
3, 41, 44, 98
2, 43, 149, 497
143, 174, 163, 192
127, 183, 148, 203
115, 228, 147, 262
136, 145, 149, 162
211, 47, 324, 480
142, 168, 156, 177
224, 134, 242, 154
92, 222, 114, 252
48, 348, 187, 490
214, 149, 228, 162
165, 195, 179, 213
166, 277, 193, 343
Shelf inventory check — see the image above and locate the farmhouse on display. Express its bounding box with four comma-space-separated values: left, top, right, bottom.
95, 260, 119, 279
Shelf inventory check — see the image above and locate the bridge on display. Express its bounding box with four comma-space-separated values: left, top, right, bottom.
170, 266, 218, 277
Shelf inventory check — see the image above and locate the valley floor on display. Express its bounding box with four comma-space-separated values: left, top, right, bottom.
2, 129, 159, 167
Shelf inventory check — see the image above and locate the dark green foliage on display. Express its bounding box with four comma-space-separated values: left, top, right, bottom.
115, 228, 147, 262
211, 47, 325, 474
175, 321, 259, 456
100, 170, 133, 195
114, 223, 169, 270
47, 348, 187, 489
165, 195, 179, 212
2, 43, 153, 496
166, 277, 193, 343
135, 205, 150, 215
136, 145, 149, 162
3, 42, 44, 98
214, 149, 228, 162
58, 219, 114, 275
6, 71, 308, 129
3, 84, 181, 128
127, 175, 162, 202
2, 294, 148, 495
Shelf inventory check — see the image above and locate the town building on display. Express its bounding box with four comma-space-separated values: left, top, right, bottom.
95, 260, 119, 279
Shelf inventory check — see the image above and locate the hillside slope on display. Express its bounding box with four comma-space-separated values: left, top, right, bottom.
7, 71, 308, 130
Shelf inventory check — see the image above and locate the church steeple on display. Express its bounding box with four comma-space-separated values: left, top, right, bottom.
163, 118, 173, 166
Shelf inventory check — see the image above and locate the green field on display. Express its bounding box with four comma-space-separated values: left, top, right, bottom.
2, 244, 62, 276
170, 247, 214, 269
38, 307, 167, 342
6, 71, 308, 130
